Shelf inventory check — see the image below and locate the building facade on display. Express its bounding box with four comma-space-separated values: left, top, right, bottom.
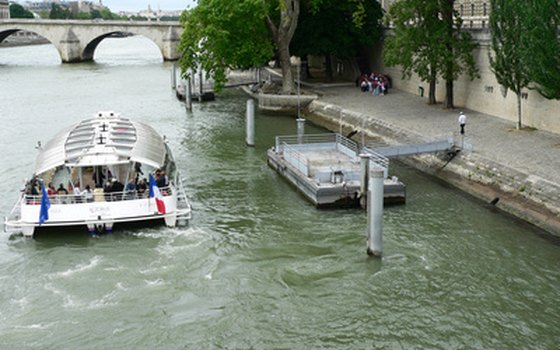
0, 1, 10, 19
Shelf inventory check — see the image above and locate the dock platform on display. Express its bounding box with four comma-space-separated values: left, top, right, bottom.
267, 134, 406, 208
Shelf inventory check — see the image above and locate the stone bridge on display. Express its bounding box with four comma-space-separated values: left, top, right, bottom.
0, 19, 182, 63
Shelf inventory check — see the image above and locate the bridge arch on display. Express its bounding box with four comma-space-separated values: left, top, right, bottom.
82, 30, 164, 62
0, 27, 57, 48
0, 20, 182, 63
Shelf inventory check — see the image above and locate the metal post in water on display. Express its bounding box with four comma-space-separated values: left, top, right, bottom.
246, 99, 255, 147
171, 63, 177, 90
296, 118, 305, 144
185, 78, 192, 112
359, 153, 371, 209
367, 168, 384, 257
339, 109, 343, 135
198, 67, 204, 102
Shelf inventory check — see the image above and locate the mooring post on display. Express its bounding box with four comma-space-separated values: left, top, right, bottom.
185, 78, 192, 112
367, 168, 384, 257
359, 153, 371, 209
198, 67, 204, 102
339, 109, 343, 135
171, 63, 177, 90
296, 118, 305, 144
246, 99, 255, 146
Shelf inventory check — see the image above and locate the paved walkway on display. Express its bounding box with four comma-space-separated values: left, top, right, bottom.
311, 85, 560, 186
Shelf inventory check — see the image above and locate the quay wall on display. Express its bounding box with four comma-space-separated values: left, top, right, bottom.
367, 30, 560, 134
305, 100, 560, 237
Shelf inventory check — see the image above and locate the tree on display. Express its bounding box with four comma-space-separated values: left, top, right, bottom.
523, 0, 560, 100
49, 3, 71, 19
384, 0, 478, 107
489, 0, 531, 129
439, 0, 478, 108
178, 0, 300, 93
178, 0, 275, 92
291, 0, 383, 81
9, 4, 34, 19
264, 0, 300, 93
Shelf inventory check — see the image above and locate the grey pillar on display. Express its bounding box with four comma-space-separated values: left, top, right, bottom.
359, 153, 371, 209
246, 99, 255, 146
171, 64, 177, 90
185, 78, 192, 112
296, 118, 305, 144
367, 168, 384, 257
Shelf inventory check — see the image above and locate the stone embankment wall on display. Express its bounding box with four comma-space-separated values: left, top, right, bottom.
306, 101, 560, 236
370, 30, 560, 134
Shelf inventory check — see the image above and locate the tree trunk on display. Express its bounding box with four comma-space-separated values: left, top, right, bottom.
278, 40, 295, 94
442, 0, 455, 109
325, 54, 333, 82
516, 92, 522, 130
428, 79, 436, 105
428, 67, 437, 105
445, 79, 454, 109
265, 0, 300, 94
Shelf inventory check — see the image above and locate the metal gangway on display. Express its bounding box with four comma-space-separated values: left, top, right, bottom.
365, 135, 471, 159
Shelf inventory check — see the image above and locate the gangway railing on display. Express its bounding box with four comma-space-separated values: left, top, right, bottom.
366, 136, 455, 158
274, 133, 361, 177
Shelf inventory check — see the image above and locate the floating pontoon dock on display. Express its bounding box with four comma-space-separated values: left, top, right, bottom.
267, 133, 406, 207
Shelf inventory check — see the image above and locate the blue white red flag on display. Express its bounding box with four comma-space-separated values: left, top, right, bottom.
149, 174, 166, 214
39, 182, 51, 225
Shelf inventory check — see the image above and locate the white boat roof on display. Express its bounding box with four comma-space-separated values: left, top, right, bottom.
35, 111, 167, 174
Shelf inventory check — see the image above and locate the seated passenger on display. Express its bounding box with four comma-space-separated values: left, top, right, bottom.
137, 178, 147, 196
125, 178, 137, 199
57, 183, 68, 195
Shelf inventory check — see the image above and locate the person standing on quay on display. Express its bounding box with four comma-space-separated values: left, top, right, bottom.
458, 111, 466, 135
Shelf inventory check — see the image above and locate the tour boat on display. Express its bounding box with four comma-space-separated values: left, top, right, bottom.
4, 111, 192, 237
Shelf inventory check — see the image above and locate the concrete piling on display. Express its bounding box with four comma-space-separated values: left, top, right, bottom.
185, 78, 192, 112
359, 154, 371, 208
246, 99, 255, 147
198, 68, 203, 102
367, 168, 384, 257
171, 63, 177, 90
296, 118, 305, 144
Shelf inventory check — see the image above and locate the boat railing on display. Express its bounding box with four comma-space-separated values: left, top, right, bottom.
21, 185, 175, 205
281, 142, 310, 176
275, 133, 360, 158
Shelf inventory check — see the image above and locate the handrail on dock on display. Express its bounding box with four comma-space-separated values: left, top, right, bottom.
275, 133, 359, 154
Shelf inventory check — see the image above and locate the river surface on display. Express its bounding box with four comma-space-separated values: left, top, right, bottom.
0, 37, 559, 349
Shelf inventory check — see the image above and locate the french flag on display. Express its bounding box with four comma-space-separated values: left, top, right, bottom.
149, 174, 166, 214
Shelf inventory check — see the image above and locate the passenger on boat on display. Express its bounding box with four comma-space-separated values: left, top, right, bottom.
57, 183, 68, 195
26, 179, 39, 196
83, 185, 93, 203
47, 182, 57, 196
105, 178, 124, 201
93, 166, 105, 188
73, 183, 83, 203
137, 178, 147, 196
125, 178, 137, 199
156, 170, 169, 188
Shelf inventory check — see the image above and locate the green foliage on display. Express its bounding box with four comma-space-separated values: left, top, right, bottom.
9, 3, 34, 19
384, 0, 478, 106
489, 0, 531, 128
523, 0, 560, 100
291, 0, 383, 59
49, 3, 71, 19
489, 0, 530, 97
178, 0, 275, 91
